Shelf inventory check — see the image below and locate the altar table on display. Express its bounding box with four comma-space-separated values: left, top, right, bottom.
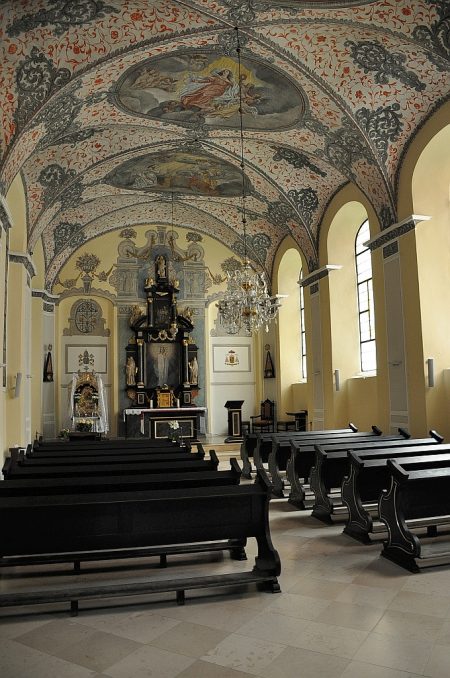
123, 407, 206, 440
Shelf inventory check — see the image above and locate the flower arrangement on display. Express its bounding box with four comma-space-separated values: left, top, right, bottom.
59, 428, 70, 439
168, 419, 181, 442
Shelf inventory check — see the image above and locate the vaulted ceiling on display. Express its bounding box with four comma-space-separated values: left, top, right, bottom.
0, 0, 449, 291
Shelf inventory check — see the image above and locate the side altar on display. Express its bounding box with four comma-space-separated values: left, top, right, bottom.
123, 254, 201, 438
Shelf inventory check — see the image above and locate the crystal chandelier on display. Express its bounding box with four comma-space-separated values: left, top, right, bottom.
217, 27, 284, 335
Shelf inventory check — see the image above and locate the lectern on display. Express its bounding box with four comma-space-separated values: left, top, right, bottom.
224, 400, 244, 441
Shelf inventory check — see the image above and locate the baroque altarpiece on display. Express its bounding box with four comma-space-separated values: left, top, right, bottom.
111, 223, 208, 427
124, 253, 198, 408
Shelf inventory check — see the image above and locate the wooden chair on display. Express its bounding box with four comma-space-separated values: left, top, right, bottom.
250, 399, 275, 433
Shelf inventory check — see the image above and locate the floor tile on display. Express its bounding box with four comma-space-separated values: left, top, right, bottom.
388, 590, 450, 618
259, 645, 350, 678
149, 621, 229, 657
341, 660, 423, 678
265, 591, 330, 621
353, 631, 432, 674
104, 644, 195, 678
201, 632, 285, 675
55, 630, 142, 672
288, 575, 349, 600
423, 643, 450, 678
236, 610, 368, 659
336, 583, 398, 609
373, 608, 444, 642
317, 600, 384, 631
177, 659, 255, 677
14, 618, 97, 655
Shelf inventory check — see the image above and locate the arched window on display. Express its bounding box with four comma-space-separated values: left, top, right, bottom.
299, 271, 307, 379
355, 220, 376, 372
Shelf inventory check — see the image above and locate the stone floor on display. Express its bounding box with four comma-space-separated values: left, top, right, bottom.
1, 451, 450, 677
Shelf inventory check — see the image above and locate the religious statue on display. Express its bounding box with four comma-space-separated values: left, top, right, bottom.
189, 355, 199, 384
156, 254, 166, 278
129, 304, 144, 326
126, 356, 137, 385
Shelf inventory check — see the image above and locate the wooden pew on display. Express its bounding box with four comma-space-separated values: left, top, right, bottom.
33, 437, 184, 452
2, 447, 205, 478
0, 459, 245, 568
240, 424, 359, 479
28, 440, 193, 457
379, 457, 450, 572
269, 428, 405, 498
0, 471, 281, 615
310, 432, 443, 523
2, 450, 220, 480
286, 430, 410, 508
343, 446, 450, 543
14, 449, 202, 468
0, 459, 242, 497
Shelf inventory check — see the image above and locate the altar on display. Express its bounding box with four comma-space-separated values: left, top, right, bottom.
123, 407, 206, 440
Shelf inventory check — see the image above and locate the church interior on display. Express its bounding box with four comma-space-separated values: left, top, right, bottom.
1, 0, 450, 676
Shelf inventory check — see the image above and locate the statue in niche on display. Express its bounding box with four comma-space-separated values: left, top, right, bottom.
126, 356, 137, 385
189, 356, 199, 384
156, 255, 166, 279
129, 305, 144, 326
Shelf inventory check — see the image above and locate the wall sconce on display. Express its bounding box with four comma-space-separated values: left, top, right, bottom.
10, 372, 22, 398
427, 357, 435, 387
334, 368, 340, 392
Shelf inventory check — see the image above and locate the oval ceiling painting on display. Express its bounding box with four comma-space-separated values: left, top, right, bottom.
115, 52, 306, 130
104, 149, 252, 197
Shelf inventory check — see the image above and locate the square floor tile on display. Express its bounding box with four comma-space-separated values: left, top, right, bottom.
104, 644, 195, 678
201, 632, 285, 675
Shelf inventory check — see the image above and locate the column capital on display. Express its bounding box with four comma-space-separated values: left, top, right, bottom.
364, 215, 431, 252
9, 251, 36, 278
299, 265, 342, 289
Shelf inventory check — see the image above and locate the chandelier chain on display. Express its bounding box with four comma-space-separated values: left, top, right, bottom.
216, 25, 285, 335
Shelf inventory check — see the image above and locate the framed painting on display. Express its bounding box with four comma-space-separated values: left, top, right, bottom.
146, 342, 180, 389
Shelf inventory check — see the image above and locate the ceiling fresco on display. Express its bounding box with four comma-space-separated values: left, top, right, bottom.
104, 148, 253, 196
114, 51, 306, 129
0, 0, 448, 291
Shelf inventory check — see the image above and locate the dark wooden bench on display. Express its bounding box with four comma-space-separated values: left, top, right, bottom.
33, 437, 185, 451
310, 432, 443, 522
2, 450, 219, 480
240, 424, 359, 479
2, 447, 206, 478
286, 430, 409, 508
0, 471, 281, 615
12, 448, 203, 468
342, 446, 450, 543
27, 440, 193, 457
0, 459, 242, 497
0, 459, 245, 569
268, 427, 399, 498
379, 458, 450, 572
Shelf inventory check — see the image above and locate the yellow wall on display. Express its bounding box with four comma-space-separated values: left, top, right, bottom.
317, 184, 383, 430
413, 124, 450, 438
3, 174, 30, 452
276, 246, 302, 415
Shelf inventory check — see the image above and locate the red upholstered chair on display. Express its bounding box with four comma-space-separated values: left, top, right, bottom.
250, 399, 276, 433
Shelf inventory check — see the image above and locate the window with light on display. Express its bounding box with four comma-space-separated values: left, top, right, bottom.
299, 271, 307, 379
355, 220, 376, 372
